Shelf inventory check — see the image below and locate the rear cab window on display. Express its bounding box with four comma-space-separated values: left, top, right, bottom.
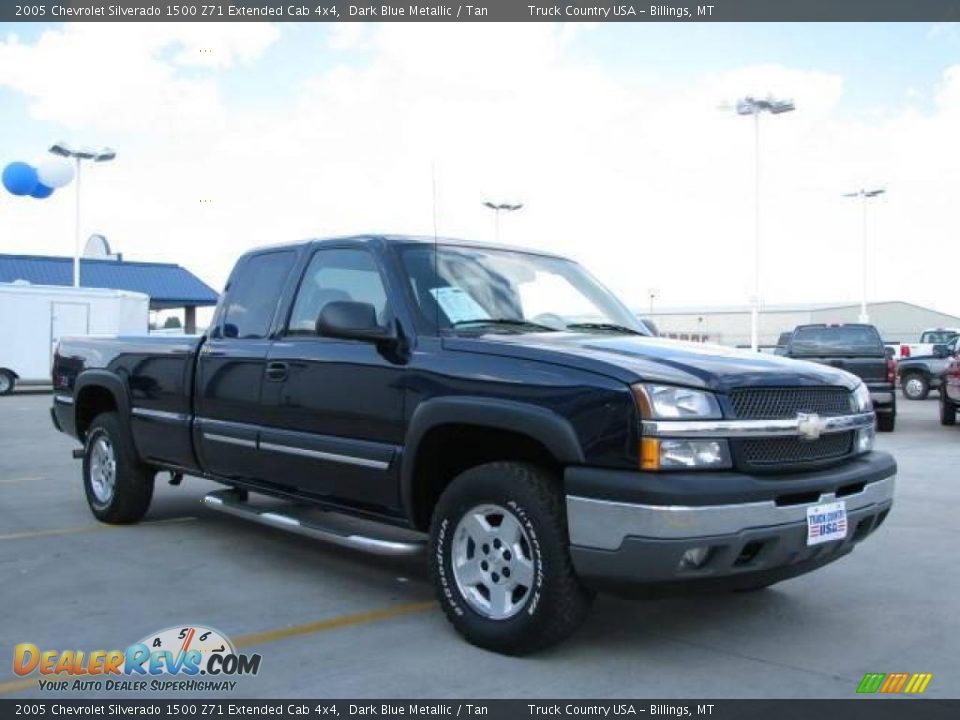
220, 251, 297, 339
789, 325, 884, 357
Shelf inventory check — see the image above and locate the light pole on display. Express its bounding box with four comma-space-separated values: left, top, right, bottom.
728, 95, 795, 351
648, 289, 658, 314
482, 201, 523, 243
842, 188, 885, 323
49, 142, 116, 288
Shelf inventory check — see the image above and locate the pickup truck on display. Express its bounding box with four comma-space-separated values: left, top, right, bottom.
785, 323, 896, 432
897, 337, 960, 400
892, 327, 960, 360
51, 236, 896, 654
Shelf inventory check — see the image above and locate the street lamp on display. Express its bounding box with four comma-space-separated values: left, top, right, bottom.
49, 141, 117, 288
727, 95, 795, 351
648, 288, 658, 314
482, 201, 523, 243
842, 188, 886, 323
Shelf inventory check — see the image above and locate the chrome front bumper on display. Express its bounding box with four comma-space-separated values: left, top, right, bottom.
567, 474, 895, 550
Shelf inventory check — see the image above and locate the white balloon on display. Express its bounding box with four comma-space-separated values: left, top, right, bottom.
36, 158, 75, 189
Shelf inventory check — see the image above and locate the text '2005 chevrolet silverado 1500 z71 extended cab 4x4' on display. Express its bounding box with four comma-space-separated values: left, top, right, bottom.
51, 236, 896, 654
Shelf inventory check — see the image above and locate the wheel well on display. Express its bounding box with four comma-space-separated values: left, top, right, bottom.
75, 385, 118, 439
410, 424, 561, 530
0, 368, 17, 378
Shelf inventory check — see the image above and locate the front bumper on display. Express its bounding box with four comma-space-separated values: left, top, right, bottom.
565, 452, 895, 592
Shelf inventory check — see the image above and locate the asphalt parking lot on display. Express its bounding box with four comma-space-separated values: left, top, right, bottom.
1, 391, 958, 699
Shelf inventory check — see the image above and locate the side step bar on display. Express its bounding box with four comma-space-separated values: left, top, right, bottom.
202, 490, 426, 558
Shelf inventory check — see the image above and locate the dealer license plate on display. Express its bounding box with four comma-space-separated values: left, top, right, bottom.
806, 500, 848, 546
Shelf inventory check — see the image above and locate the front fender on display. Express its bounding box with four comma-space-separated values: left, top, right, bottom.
399, 396, 585, 523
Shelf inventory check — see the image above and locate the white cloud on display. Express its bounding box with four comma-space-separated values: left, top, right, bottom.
0, 22, 958, 322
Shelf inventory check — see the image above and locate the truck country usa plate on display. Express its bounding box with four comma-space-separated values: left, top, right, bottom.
806, 500, 848, 546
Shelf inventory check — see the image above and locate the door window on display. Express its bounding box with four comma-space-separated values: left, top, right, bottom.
220, 251, 296, 339
287, 249, 390, 336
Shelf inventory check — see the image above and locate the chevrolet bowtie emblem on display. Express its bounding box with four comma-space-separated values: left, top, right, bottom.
797, 412, 827, 441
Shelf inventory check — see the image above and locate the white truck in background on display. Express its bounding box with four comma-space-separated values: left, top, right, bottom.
0, 282, 148, 395
886, 328, 960, 361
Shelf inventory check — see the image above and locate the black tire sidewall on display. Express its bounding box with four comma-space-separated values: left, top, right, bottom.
941, 396, 957, 426
82, 413, 153, 522
0, 370, 14, 396
430, 463, 578, 653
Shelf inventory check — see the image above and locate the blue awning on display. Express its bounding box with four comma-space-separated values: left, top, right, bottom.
0, 254, 219, 309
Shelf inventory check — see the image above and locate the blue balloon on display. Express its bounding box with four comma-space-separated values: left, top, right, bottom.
2, 162, 39, 196
30, 182, 54, 199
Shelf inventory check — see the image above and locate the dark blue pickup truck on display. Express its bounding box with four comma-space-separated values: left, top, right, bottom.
51, 236, 896, 654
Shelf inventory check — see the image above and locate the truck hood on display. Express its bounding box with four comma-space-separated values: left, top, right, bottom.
445, 333, 860, 392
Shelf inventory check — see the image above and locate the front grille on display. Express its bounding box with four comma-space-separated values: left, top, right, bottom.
729, 386, 852, 419
737, 432, 854, 470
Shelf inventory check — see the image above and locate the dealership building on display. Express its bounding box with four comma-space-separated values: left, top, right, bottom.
642, 301, 960, 348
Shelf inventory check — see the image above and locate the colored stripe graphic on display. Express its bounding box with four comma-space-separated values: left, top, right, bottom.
857, 673, 885, 693
904, 673, 933, 694
880, 673, 909, 693
859, 672, 933, 694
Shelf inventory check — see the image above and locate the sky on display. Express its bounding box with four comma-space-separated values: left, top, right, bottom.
0, 21, 959, 321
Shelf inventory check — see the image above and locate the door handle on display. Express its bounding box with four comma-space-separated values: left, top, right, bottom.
265, 362, 289, 381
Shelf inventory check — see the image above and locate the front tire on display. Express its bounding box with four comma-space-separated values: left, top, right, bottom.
0, 369, 15, 396
83, 412, 155, 524
940, 395, 957, 426
429, 462, 593, 655
901, 373, 929, 401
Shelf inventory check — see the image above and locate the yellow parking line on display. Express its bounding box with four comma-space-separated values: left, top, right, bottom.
0, 678, 36, 695
0, 516, 197, 541
233, 600, 436, 648
0, 600, 435, 696
0, 477, 48, 485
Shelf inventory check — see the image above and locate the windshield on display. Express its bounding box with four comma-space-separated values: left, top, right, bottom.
398, 244, 647, 335
789, 325, 884, 356
920, 330, 958, 344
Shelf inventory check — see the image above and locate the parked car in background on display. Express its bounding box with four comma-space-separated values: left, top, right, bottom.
897, 337, 959, 400
785, 323, 896, 432
941, 354, 960, 426
894, 328, 960, 360
774, 331, 793, 355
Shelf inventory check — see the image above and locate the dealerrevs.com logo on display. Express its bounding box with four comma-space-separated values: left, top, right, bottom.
13, 625, 262, 692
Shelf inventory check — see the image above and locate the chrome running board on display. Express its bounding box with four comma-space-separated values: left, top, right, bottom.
202, 489, 426, 557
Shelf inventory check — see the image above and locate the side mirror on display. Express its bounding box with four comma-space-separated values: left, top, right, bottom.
316, 301, 395, 344
932, 344, 949, 359
884, 346, 895, 359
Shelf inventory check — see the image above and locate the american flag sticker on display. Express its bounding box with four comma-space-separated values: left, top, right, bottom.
806, 501, 848, 546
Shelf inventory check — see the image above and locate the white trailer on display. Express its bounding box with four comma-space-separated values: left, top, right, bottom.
0, 282, 149, 395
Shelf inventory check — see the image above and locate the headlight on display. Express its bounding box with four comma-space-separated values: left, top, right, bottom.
641, 438, 732, 471
634, 384, 722, 419
855, 426, 875, 454
852, 383, 873, 412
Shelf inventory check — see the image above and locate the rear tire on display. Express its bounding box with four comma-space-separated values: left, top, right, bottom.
900, 373, 929, 401
429, 461, 593, 655
83, 412, 155, 524
877, 413, 895, 432
940, 395, 957, 426
0, 369, 15, 396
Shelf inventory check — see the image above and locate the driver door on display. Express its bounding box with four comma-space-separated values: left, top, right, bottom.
257, 246, 405, 511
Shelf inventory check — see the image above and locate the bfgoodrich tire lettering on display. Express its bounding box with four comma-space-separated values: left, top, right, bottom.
429, 461, 593, 655
82, 412, 155, 524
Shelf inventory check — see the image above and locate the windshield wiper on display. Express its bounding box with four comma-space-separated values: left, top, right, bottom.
564, 322, 644, 336
450, 318, 559, 333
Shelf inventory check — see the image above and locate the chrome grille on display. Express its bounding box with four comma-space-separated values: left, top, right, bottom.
737, 432, 854, 469
729, 387, 853, 419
